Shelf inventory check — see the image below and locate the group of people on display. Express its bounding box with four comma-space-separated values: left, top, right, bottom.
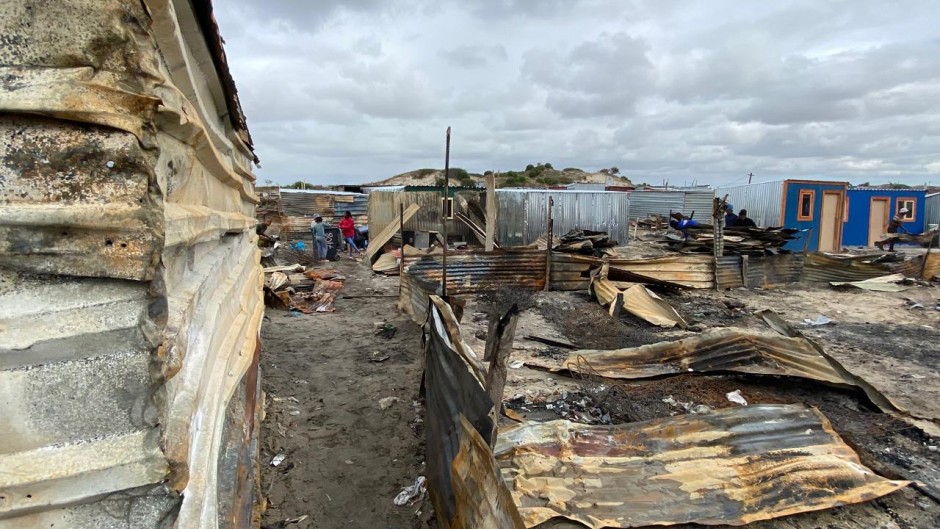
722, 204, 756, 228
310, 211, 367, 263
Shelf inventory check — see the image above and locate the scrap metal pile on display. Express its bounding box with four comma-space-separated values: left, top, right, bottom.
263, 265, 346, 313
420, 296, 918, 529
553, 229, 619, 257
666, 224, 800, 255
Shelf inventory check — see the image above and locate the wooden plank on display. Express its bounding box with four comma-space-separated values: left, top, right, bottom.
485, 173, 496, 251
366, 203, 420, 264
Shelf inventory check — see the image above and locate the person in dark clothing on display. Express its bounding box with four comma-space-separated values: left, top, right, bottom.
723, 204, 738, 226
733, 209, 757, 228
876, 208, 910, 251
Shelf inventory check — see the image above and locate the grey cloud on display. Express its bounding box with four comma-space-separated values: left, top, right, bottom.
522, 33, 653, 117
439, 44, 508, 68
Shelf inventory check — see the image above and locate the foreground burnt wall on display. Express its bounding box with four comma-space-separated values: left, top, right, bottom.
0, 2, 262, 528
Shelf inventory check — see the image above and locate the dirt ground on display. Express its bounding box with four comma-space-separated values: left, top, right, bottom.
259, 258, 432, 529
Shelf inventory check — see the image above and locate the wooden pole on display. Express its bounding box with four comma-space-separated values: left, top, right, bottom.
544, 197, 554, 291
485, 173, 496, 251
441, 127, 451, 299
398, 202, 404, 294
921, 237, 934, 280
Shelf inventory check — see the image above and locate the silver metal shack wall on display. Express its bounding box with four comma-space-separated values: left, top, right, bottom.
496, 190, 631, 246
717, 181, 785, 228
0, 2, 263, 528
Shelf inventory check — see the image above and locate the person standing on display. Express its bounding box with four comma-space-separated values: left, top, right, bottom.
311, 216, 329, 263
733, 209, 757, 228
338, 211, 361, 258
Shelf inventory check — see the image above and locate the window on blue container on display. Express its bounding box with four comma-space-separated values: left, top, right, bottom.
897, 198, 915, 221
797, 190, 814, 221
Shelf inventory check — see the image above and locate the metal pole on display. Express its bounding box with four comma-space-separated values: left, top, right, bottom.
544, 197, 553, 291
398, 202, 404, 293
921, 234, 934, 280
441, 126, 451, 299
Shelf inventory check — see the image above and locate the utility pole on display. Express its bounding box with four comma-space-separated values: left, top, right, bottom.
748, 172, 754, 184
441, 126, 451, 300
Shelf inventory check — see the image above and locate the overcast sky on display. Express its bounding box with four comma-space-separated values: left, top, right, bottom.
214, 0, 940, 187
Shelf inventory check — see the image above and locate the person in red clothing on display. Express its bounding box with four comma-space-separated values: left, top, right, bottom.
338, 211, 362, 258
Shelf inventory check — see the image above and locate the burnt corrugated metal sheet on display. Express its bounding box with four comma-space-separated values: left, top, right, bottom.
890, 249, 940, 281
495, 405, 909, 528
549, 253, 599, 291
716, 254, 805, 289
404, 248, 548, 296
495, 190, 631, 246
608, 255, 715, 289
0, 2, 263, 528
802, 253, 893, 282
423, 296, 525, 529
718, 181, 785, 228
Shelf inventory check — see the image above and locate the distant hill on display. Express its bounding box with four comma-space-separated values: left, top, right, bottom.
366, 164, 633, 189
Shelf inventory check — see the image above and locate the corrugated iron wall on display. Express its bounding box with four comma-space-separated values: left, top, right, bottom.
927, 193, 940, 228
627, 190, 715, 221
496, 190, 631, 246
717, 181, 784, 228
0, 2, 263, 528
369, 189, 474, 242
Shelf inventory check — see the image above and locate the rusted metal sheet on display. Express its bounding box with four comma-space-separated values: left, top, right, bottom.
524, 328, 902, 413
608, 254, 715, 289
404, 248, 548, 296
591, 275, 687, 328
716, 254, 805, 290
890, 249, 939, 281
802, 252, 893, 282
423, 296, 525, 528
399, 271, 438, 324
495, 404, 909, 528
0, 2, 263, 528
549, 253, 600, 291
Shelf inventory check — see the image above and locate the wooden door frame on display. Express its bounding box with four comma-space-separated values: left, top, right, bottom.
821, 190, 844, 251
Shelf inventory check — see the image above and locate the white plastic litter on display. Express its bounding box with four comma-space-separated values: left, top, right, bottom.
379, 397, 400, 410
510, 360, 525, 369
271, 454, 286, 467
726, 389, 748, 406
803, 315, 833, 326
394, 476, 427, 506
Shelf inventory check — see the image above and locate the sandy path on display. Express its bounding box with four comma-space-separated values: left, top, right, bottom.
258, 259, 432, 529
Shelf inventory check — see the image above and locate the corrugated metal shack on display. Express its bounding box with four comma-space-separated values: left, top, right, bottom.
627, 189, 715, 221
719, 180, 848, 252
843, 188, 927, 247
0, 2, 263, 528
496, 190, 631, 246
368, 187, 477, 243
928, 193, 940, 228
258, 188, 368, 243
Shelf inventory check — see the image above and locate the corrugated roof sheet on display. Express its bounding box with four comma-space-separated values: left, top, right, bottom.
495, 405, 909, 528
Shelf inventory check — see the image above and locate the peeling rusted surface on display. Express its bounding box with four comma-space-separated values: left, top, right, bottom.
608, 254, 716, 289
422, 295, 528, 528
495, 405, 910, 528
0, 1, 263, 528
405, 248, 548, 295
523, 327, 903, 414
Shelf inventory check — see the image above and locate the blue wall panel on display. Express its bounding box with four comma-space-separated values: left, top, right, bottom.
781, 181, 848, 252
842, 189, 927, 247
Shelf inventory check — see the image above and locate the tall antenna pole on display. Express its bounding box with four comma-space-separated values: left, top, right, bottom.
441, 127, 451, 299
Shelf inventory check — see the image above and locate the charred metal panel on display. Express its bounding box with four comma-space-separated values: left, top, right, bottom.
716, 254, 805, 290
608, 254, 715, 289
495, 405, 909, 528
802, 252, 893, 282
404, 248, 548, 295
423, 296, 523, 528
0, 2, 262, 528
